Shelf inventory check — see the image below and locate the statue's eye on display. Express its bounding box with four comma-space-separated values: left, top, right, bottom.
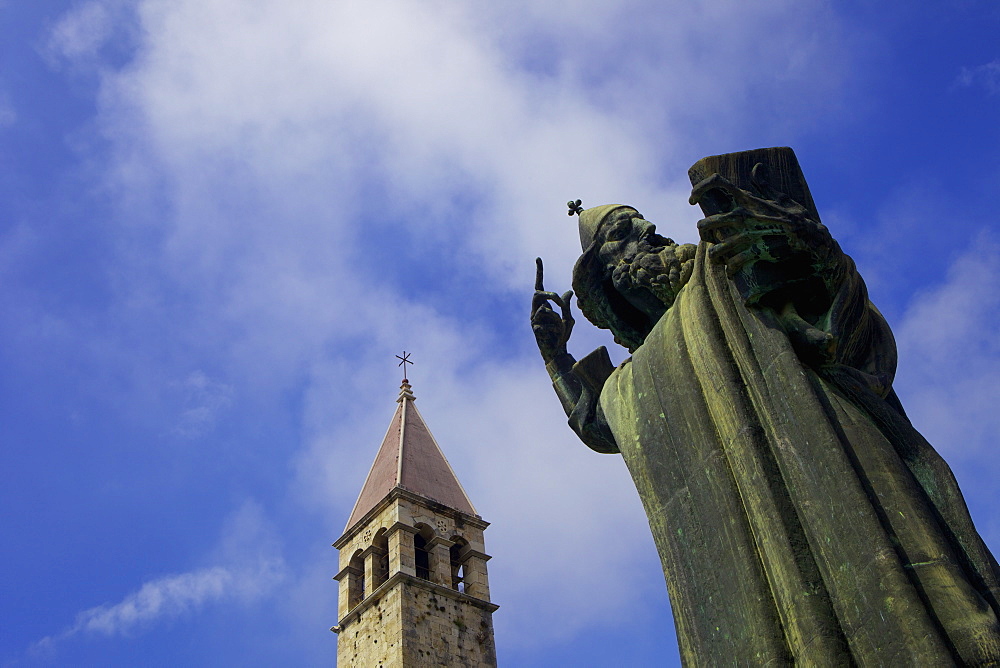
606, 222, 629, 241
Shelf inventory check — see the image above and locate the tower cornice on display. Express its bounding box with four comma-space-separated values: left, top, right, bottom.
334, 486, 489, 550
332, 571, 500, 633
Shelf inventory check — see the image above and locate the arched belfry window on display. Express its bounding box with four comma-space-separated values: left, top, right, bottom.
450, 538, 467, 593
373, 528, 389, 589
414, 525, 433, 581
348, 550, 365, 609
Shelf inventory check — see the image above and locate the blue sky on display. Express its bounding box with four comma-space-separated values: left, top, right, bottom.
2, 1, 999, 666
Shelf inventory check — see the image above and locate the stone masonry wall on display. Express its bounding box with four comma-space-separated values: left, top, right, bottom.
400, 583, 497, 667
337, 585, 404, 668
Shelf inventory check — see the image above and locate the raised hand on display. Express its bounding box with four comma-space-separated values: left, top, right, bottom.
531, 257, 575, 362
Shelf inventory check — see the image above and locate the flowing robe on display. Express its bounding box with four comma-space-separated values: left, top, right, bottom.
583, 242, 1000, 665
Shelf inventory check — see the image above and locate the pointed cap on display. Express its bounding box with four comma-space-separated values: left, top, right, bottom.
345, 381, 478, 530
577, 204, 635, 251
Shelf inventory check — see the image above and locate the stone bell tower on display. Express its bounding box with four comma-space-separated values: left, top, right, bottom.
332, 378, 498, 667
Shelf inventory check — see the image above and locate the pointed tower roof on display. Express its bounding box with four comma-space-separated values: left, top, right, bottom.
345, 380, 478, 530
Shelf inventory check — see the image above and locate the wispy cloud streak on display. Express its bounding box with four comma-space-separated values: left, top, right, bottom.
29, 501, 285, 658
958, 59, 1000, 95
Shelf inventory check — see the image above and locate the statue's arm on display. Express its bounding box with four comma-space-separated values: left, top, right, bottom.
568, 347, 619, 453
532, 259, 620, 453
544, 351, 582, 415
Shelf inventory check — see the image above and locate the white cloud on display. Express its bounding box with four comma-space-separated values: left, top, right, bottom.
172, 370, 234, 438
88, 0, 854, 302
43, 1, 114, 65
31, 501, 285, 655
958, 59, 1000, 95
893, 234, 1000, 465
67, 567, 242, 636
63, 0, 857, 435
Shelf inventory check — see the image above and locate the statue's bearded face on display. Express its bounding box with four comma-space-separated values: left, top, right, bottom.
596, 209, 694, 318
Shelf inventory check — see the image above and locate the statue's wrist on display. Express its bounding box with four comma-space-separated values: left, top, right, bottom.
545, 351, 576, 376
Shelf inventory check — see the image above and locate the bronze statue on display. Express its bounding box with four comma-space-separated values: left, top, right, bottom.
532, 147, 1000, 664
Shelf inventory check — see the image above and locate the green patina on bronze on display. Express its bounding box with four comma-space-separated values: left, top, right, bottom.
532, 147, 1000, 665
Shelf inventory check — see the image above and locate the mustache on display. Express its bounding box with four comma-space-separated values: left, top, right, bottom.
625, 239, 673, 274
638, 233, 673, 252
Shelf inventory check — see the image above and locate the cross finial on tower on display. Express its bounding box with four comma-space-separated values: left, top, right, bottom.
395, 351, 413, 382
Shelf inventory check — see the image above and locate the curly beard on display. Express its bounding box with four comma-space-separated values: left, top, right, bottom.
611, 239, 697, 310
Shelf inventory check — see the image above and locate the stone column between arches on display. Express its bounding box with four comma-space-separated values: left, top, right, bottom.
387, 522, 417, 577
460, 545, 492, 601
425, 535, 455, 586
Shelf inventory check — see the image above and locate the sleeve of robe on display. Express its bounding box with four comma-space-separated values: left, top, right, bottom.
549, 347, 620, 454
